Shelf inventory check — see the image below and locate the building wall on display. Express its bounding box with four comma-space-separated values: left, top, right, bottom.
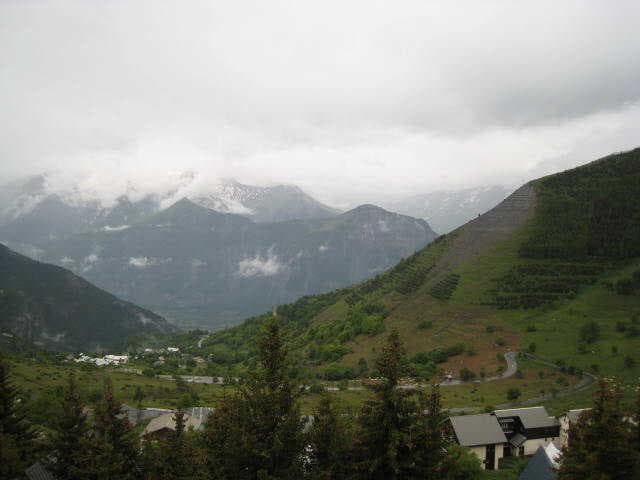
523, 437, 558, 456
559, 415, 570, 448
495, 443, 505, 469
469, 446, 487, 469
469, 444, 504, 470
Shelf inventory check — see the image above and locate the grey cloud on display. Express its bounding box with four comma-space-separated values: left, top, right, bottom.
1, 1, 639, 204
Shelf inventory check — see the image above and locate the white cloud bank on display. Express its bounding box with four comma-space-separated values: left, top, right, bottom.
128, 256, 172, 268
129, 257, 155, 268
237, 250, 283, 278
1, 1, 639, 207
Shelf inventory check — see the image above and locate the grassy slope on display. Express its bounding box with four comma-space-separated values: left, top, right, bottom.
201, 148, 640, 402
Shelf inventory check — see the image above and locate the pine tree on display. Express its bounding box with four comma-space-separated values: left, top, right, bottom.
0, 355, 35, 478
632, 386, 640, 479
202, 396, 249, 478
49, 373, 91, 480
151, 407, 204, 480
307, 393, 354, 479
90, 377, 138, 480
411, 383, 448, 479
558, 378, 637, 480
203, 317, 304, 479
357, 328, 415, 479
440, 444, 482, 480
134, 386, 145, 425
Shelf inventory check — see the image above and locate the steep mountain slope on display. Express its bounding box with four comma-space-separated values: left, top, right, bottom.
385, 185, 512, 234
0, 243, 174, 351
33, 200, 435, 328
204, 148, 640, 384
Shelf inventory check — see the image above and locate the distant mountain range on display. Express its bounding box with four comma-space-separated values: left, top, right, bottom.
0, 175, 340, 247
384, 185, 512, 234
0, 243, 174, 351
0, 175, 436, 328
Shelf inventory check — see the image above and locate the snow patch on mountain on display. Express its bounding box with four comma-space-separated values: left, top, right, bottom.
190, 194, 254, 216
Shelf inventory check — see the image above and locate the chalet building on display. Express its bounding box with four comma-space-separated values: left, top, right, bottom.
142, 412, 204, 441
494, 407, 560, 457
448, 413, 508, 470
448, 406, 560, 470
558, 408, 590, 448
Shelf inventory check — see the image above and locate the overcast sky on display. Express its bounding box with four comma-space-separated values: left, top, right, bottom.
1, 1, 639, 207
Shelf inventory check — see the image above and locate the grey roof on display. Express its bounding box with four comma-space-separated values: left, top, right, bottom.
519, 447, 557, 480
185, 406, 214, 422
509, 432, 527, 447
449, 414, 508, 447
25, 462, 56, 480
562, 408, 591, 423
143, 412, 203, 435
494, 407, 559, 429
122, 404, 173, 426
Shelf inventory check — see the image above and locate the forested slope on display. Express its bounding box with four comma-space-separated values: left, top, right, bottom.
0, 244, 174, 351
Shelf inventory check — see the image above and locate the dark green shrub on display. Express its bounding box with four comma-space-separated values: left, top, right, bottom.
506, 388, 521, 401
624, 356, 636, 368
579, 321, 600, 344
417, 320, 433, 330
459, 368, 476, 382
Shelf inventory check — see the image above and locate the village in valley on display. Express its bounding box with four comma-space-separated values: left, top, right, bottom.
47, 338, 613, 478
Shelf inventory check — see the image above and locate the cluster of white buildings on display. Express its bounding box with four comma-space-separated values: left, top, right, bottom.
74, 353, 129, 366
143, 346, 180, 354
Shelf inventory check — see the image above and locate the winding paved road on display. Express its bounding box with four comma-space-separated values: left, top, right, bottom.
197, 334, 209, 348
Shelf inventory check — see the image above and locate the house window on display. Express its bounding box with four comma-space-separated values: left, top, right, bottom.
519, 446, 524, 456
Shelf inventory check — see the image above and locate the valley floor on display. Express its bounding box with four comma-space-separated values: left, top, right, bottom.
8, 351, 594, 431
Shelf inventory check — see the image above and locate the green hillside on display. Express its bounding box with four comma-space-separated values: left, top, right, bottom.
201, 148, 640, 388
